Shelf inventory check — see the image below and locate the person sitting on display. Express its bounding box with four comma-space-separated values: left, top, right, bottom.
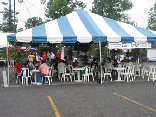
13, 60, 23, 77
73, 58, 79, 66
58, 60, 67, 79
37, 60, 49, 85
113, 59, 118, 67
31, 60, 39, 70
121, 57, 129, 63
20, 60, 33, 85
64, 56, 69, 66
45, 58, 51, 66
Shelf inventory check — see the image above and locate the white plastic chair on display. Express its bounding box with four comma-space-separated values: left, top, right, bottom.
135, 63, 140, 77
51, 65, 57, 78
58, 62, 66, 80
92, 64, 97, 77
42, 67, 52, 85
120, 66, 132, 82
82, 66, 89, 82
101, 66, 112, 84
59, 66, 72, 82
148, 66, 156, 81
68, 65, 76, 81
129, 65, 135, 81
21, 68, 31, 85
140, 63, 150, 79
87, 66, 94, 82
15, 68, 21, 84
82, 66, 94, 82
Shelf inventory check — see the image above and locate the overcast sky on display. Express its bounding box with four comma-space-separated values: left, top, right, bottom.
0, 0, 155, 29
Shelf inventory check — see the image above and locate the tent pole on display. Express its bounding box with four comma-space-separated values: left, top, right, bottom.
99, 41, 102, 84
7, 39, 9, 87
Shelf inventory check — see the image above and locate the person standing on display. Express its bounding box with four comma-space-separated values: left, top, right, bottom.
9, 58, 14, 67
57, 50, 61, 58
42, 52, 46, 61
28, 53, 35, 64
51, 52, 55, 63
47, 51, 51, 61
37, 60, 49, 85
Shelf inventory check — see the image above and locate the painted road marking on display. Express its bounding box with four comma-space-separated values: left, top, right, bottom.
113, 93, 156, 112
47, 96, 61, 117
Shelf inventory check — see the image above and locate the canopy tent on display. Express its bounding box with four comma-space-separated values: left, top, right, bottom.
6, 9, 156, 86
8, 9, 156, 43
0, 33, 13, 48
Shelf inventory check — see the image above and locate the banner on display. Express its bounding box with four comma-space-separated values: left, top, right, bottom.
108, 42, 151, 49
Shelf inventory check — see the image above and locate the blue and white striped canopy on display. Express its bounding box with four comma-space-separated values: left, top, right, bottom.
7, 9, 156, 43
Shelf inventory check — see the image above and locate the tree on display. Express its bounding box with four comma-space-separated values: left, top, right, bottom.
148, 2, 156, 31
129, 48, 146, 62
88, 43, 108, 62
0, 1, 19, 32
17, 28, 23, 32
91, 0, 134, 24
45, 0, 86, 20
25, 17, 44, 29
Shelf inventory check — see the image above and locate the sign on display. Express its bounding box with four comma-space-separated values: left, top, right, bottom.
108, 42, 151, 49
108, 42, 122, 48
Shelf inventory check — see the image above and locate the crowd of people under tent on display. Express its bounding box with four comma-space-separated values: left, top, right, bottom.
12, 47, 137, 85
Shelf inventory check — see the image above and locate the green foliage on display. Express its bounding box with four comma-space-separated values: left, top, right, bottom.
17, 28, 23, 32
91, 0, 134, 24
148, 2, 156, 31
129, 48, 146, 61
0, 1, 19, 32
45, 0, 86, 20
25, 17, 44, 29
0, 46, 26, 61
110, 49, 123, 55
88, 43, 108, 61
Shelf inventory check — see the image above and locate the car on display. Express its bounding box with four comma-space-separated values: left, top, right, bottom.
0, 57, 6, 66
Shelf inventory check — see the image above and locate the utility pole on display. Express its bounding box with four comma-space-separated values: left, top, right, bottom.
14, 0, 16, 33
9, 0, 11, 30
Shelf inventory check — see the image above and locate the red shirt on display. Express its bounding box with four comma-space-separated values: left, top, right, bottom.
14, 63, 23, 73
73, 60, 78, 66
58, 52, 61, 58
42, 54, 46, 61
121, 59, 129, 63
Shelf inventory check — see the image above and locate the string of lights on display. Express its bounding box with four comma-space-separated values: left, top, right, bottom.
10, 0, 49, 29
25, 0, 45, 12
23, 0, 31, 17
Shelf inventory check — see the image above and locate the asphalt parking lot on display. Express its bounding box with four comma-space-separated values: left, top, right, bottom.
0, 66, 156, 117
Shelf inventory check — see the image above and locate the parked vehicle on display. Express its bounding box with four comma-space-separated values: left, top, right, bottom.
147, 49, 156, 62
0, 57, 6, 66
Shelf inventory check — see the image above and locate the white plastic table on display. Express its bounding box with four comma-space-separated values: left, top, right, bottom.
31, 70, 40, 84
112, 67, 126, 81
73, 67, 85, 82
